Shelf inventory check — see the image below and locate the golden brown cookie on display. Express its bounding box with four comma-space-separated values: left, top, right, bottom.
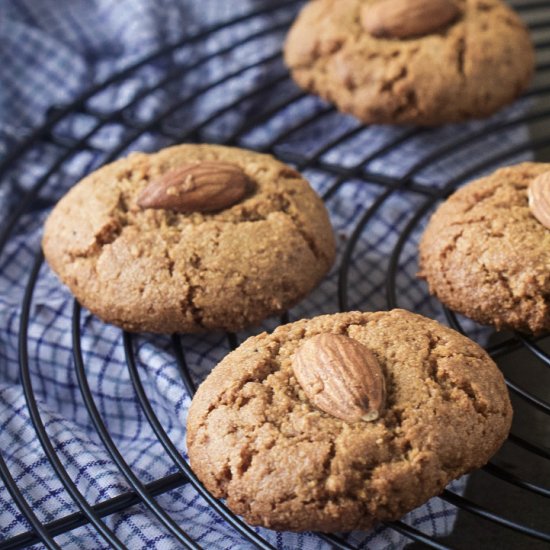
186, 309, 511, 532
42, 144, 335, 333
284, 0, 534, 126
419, 163, 550, 334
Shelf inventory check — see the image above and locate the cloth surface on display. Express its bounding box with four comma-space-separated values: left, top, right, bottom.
0, 1, 533, 549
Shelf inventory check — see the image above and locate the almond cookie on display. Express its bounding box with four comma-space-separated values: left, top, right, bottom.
419, 163, 550, 334
43, 144, 335, 333
284, 0, 534, 126
186, 309, 511, 532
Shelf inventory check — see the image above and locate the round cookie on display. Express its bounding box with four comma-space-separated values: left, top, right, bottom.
43, 144, 335, 333
419, 163, 550, 334
284, 0, 534, 126
186, 309, 511, 532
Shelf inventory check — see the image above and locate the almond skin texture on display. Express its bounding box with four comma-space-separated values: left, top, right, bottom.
361, 0, 461, 40
528, 171, 550, 230
137, 161, 252, 213
292, 333, 386, 422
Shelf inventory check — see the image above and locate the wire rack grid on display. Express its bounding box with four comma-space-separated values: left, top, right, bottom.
0, 1, 549, 548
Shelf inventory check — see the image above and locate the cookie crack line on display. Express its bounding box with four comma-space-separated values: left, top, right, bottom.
181, 281, 205, 330
456, 35, 466, 78
424, 329, 493, 418
380, 66, 408, 94
173, 246, 206, 330
200, 340, 283, 424
275, 190, 324, 261
94, 191, 132, 252
162, 246, 175, 278
419, 227, 465, 292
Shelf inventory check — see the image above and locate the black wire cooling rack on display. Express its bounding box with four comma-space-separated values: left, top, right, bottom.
1, 1, 550, 548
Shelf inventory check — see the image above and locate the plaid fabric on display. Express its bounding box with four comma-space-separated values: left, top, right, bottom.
0, 1, 533, 548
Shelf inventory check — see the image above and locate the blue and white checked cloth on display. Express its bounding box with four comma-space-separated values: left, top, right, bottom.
0, 1, 534, 548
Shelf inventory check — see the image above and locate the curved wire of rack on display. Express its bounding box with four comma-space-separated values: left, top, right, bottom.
0, 1, 549, 548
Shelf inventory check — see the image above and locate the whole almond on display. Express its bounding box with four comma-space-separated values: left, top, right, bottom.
137, 161, 252, 213
361, 0, 460, 40
292, 333, 386, 423
528, 172, 550, 230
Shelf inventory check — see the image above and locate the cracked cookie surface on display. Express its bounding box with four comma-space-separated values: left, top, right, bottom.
186, 309, 511, 532
419, 163, 550, 334
42, 144, 335, 333
284, 0, 534, 125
